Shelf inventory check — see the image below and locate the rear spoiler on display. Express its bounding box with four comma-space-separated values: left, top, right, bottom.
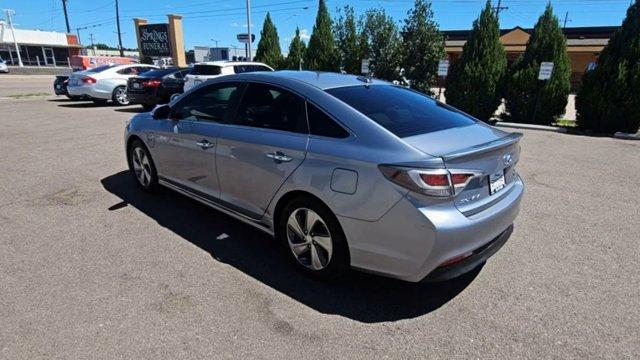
440, 132, 523, 161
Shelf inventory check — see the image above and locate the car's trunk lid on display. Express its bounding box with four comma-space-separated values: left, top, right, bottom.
403, 124, 522, 216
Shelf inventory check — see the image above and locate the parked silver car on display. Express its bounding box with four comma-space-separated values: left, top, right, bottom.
124, 71, 524, 282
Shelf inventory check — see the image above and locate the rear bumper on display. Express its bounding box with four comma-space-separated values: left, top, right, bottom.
67, 85, 111, 100
422, 225, 513, 282
128, 91, 160, 105
339, 175, 524, 282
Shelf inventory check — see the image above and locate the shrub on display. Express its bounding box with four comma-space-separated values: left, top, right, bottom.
576, 1, 640, 134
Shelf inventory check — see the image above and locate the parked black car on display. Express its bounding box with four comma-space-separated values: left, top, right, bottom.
127, 67, 191, 110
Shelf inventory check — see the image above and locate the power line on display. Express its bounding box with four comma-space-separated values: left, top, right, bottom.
493, 0, 509, 18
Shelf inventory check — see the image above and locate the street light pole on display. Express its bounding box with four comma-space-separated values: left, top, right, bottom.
2, 9, 23, 67
115, 0, 124, 57
245, 0, 252, 61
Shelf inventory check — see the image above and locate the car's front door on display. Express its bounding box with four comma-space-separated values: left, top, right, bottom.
216, 82, 308, 219
154, 82, 243, 199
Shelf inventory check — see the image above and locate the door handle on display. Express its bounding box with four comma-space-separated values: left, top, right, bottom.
266, 151, 293, 163
196, 140, 215, 150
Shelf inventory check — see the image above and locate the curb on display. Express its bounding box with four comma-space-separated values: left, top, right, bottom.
494, 122, 567, 133
614, 132, 640, 141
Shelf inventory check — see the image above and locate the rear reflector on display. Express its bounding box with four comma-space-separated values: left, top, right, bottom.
439, 251, 473, 267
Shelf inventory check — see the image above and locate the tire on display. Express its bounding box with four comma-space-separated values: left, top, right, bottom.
112, 86, 130, 106
128, 139, 159, 192
276, 196, 350, 280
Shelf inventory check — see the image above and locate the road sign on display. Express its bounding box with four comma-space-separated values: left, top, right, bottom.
438, 60, 449, 77
361, 59, 370, 75
538, 62, 554, 80
236, 33, 255, 43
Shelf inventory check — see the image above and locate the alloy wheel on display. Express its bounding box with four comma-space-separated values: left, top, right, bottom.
131, 147, 152, 187
115, 87, 129, 105
286, 208, 333, 270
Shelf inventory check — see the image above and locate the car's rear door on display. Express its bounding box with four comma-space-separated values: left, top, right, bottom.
215, 82, 308, 219
154, 82, 244, 199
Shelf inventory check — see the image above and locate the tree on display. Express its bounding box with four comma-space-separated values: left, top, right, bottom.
286, 27, 307, 70
254, 12, 283, 69
504, 4, 571, 125
445, 1, 506, 121
361, 8, 402, 81
400, 0, 445, 94
306, 0, 338, 71
334, 5, 365, 74
576, 1, 640, 134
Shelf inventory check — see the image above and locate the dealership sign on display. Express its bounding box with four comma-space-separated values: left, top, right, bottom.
138, 24, 171, 57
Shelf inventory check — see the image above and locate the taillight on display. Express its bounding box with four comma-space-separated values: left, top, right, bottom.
379, 165, 481, 197
82, 76, 96, 84
142, 80, 162, 87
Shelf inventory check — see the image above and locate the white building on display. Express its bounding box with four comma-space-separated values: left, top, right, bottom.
0, 22, 82, 67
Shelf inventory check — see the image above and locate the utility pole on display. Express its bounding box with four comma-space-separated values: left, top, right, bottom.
211, 39, 219, 48
563, 11, 572, 28
493, 0, 508, 18
89, 33, 96, 54
245, 0, 252, 61
61, 0, 71, 33
115, 0, 124, 57
2, 9, 23, 67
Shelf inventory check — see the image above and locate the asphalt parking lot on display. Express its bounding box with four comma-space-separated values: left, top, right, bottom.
1, 76, 638, 359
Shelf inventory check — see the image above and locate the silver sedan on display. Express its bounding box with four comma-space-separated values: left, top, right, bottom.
124, 71, 524, 282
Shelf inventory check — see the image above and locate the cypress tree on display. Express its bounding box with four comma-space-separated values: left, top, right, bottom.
254, 13, 283, 69
306, 0, 338, 71
504, 4, 571, 125
334, 6, 363, 75
576, 1, 640, 134
445, 1, 506, 122
401, 0, 445, 94
361, 8, 401, 81
286, 27, 307, 70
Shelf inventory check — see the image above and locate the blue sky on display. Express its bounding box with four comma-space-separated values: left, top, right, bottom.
0, 0, 633, 51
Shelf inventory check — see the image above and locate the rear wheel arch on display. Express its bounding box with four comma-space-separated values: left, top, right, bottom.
273, 190, 345, 242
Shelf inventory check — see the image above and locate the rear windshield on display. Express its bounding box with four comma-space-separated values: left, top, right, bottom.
139, 68, 180, 78
191, 65, 222, 76
86, 64, 117, 73
326, 85, 476, 137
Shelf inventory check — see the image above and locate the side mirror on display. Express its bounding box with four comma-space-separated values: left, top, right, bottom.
152, 104, 171, 120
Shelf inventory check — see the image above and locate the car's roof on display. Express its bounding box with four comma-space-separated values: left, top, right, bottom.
194, 61, 270, 67
236, 70, 390, 90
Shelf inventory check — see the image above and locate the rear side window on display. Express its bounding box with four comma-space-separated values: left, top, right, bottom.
326, 85, 476, 138
86, 64, 117, 73
307, 103, 350, 138
191, 65, 222, 76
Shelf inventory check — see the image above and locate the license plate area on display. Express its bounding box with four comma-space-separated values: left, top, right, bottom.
133, 83, 141, 89
489, 170, 506, 195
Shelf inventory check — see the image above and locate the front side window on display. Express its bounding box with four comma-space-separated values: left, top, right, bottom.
233, 83, 306, 133
326, 85, 476, 138
172, 83, 241, 123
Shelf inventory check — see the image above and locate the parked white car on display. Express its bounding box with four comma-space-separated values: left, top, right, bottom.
0, 58, 8, 73
67, 64, 158, 105
183, 61, 273, 92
